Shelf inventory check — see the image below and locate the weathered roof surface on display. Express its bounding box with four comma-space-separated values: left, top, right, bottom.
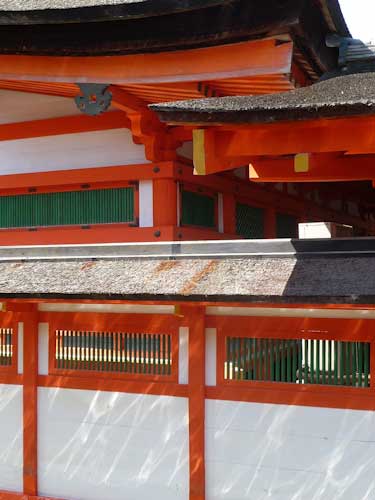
0, 0, 346, 71
0, 0, 225, 9
0, 239, 375, 304
152, 72, 375, 125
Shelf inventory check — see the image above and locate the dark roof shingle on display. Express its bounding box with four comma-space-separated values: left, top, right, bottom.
151, 72, 375, 125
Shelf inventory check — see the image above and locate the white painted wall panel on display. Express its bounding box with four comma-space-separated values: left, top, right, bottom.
38, 388, 189, 500
206, 400, 375, 499
0, 384, 23, 492
139, 180, 154, 227
17, 322, 23, 375
38, 303, 175, 314
0, 90, 80, 124
179, 327, 189, 385
0, 128, 148, 176
205, 328, 216, 387
38, 323, 49, 376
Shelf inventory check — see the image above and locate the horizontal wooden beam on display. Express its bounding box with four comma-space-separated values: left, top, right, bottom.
0, 162, 177, 193
249, 154, 375, 182
0, 111, 130, 142
193, 116, 375, 175
0, 39, 292, 83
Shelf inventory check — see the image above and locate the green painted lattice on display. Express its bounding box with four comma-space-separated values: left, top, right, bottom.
276, 212, 298, 238
236, 203, 265, 239
55, 330, 172, 376
181, 190, 215, 228
225, 337, 370, 388
0, 187, 134, 228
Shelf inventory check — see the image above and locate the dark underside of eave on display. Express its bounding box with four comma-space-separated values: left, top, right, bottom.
0, 0, 300, 55
1, 293, 375, 306
0, 0, 343, 64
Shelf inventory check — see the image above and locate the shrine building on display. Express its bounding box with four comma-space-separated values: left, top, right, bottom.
0, 1, 373, 500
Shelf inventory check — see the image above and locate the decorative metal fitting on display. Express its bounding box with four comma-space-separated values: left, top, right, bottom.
75, 83, 112, 116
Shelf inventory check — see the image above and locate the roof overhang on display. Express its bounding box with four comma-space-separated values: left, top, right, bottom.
0, 239, 373, 305
0, 0, 347, 72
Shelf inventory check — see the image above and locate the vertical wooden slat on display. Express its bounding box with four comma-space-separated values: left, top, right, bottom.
358, 342, 363, 388
364, 343, 369, 387
275, 339, 280, 382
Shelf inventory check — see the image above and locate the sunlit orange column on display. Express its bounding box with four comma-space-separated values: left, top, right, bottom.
22, 306, 39, 496
153, 178, 178, 227
183, 305, 206, 500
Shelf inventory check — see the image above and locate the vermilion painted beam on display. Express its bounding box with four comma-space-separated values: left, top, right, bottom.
0, 40, 292, 84
0, 162, 175, 192
249, 154, 375, 182
0, 111, 130, 143
193, 116, 375, 175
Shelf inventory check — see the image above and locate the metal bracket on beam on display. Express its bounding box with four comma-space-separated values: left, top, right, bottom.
75, 83, 112, 116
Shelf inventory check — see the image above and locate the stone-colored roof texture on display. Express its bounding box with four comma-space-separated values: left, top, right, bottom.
0, 240, 375, 304
0, 0, 225, 10
0, 0, 127, 8
152, 73, 375, 125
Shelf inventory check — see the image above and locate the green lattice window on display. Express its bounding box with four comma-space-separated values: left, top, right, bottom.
276, 213, 298, 238
0, 187, 134, 228
225, 337, 370, 388
181, 190, 215, 228
55, 329, 172, 376
236, 203, 264, 239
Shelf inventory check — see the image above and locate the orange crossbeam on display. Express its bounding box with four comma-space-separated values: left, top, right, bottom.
193, 116, 375, 175
249, 154, 375, 182
0, 111, 130, 142
0, 39, 292, 84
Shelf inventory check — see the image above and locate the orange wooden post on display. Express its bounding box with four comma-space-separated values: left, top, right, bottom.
153, 178, 178, 227
184, 305, 206, 500
264, 207, 276, 239
22, 308, 39, 496
222, 193, 236, 235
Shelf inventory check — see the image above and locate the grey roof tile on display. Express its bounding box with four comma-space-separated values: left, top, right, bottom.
151, 72, 375, 124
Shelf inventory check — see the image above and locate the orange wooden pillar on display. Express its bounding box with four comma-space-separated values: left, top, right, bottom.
265, 207, 276, 239
184, 305, 206, 500
153, 178, 178, 227
22, 308, 38, 496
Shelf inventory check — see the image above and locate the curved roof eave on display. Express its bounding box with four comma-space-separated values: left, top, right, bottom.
0, 0, 232, 24
321, 0, 350, 37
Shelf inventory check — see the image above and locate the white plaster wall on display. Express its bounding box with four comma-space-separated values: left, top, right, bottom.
38, 388, 189, 500
205, 328, 216, 387
206, 400, 375, 499
38, 303, 175, 314
0, 384, 23, 492
0, 90, 80, 124
139, 179, 154, 228
0, 128, 148, 176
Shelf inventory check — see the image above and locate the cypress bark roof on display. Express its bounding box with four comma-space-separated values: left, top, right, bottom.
0, 0, 347, 69
0, 239, 374, 304
0, 0, 225, 12
151, 72, 375, 124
